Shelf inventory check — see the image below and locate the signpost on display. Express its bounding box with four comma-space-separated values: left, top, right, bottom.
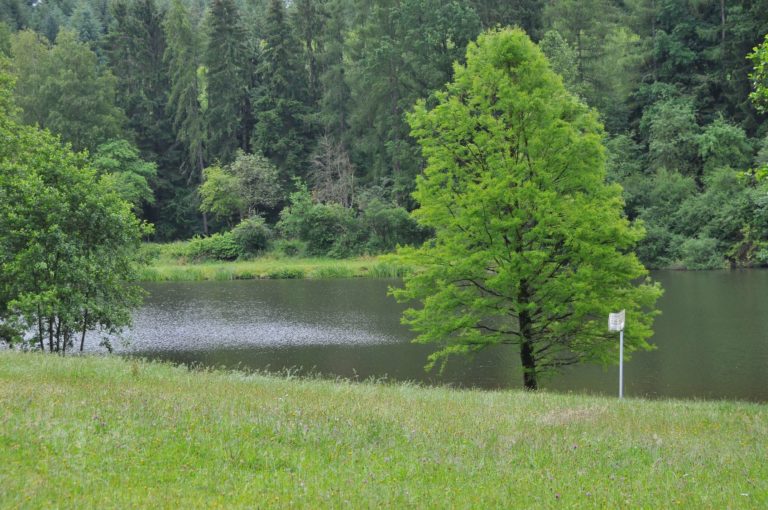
608, 310, 626, 399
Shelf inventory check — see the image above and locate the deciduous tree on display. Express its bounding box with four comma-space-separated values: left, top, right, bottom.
0, 63, 148, 352
392, 29, 662, 390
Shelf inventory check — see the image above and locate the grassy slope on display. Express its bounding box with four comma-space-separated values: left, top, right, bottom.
1, 352, 766, 509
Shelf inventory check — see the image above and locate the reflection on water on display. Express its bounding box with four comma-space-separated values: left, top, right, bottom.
116, 272, 768, 402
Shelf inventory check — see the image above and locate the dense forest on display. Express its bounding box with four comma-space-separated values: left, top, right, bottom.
1, 0, 767, 269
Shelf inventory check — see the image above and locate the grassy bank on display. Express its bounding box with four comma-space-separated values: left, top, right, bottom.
0, 352, 765, 508
137, 242, 407, 281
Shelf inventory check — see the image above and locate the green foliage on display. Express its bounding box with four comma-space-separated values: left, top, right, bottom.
392, 29, 662, 390
251, 0, 313, 181
277, 180, 423, 258
91, 139, 157, 215
272, 238, 307, 258
266, 267, 305, 279
0, 64, 147, 352
3, 0, 767, 259
198, 164, 244, 223
750, 34, 768, 111
104, 0, 173, 166
697, 117, 752, 175
204, 0, 249, 163
70, 0, 102, 44
231, 216, 272, 255
164, 0, 205, 182
278, 183, 361, 258
679, 236, 724, 270
10, 29, 125, 152
643, 97, 700, 175
538, 30, 582, 96
360, 198, 428, 253
199, 150, 282, 225
543, 0, 642, 132
346, 0, 482, 203
0, 22, 11, 56
185, 232, 239, 261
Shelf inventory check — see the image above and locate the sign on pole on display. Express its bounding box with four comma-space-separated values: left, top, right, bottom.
609, 310, 626, 399
608, 309, 625, 332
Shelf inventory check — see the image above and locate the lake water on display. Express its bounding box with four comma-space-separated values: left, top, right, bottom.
115, 270, 768, 402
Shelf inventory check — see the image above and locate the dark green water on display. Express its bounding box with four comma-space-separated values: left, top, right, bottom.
119, 270, 768, 401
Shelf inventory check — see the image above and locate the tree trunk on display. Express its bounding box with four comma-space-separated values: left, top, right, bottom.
47, 317, 54, 353
80, 310, 89, 352
518, 292, 538, 390
37, 306, 44, 351
519, 328, 538, 390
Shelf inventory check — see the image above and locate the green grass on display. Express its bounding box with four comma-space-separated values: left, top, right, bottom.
137, 242, 411, 281
1, 352, 765, 508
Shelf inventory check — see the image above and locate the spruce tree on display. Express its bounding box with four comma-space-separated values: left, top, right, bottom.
204, 0, 249, 164
163, 0, 207, 236
251, 0, 313, 182
104, 0, 173, 165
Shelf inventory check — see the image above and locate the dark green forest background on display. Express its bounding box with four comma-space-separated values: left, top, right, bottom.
1, 0, 767, 269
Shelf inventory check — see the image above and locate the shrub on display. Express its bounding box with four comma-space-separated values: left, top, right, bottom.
273, 239, 307, 258
635, 224, 683, 269
679, 236, 724, 270
185, 232, 239, 261
232, 216, 272, 255
361, 199, 429, 253
278, 184, 362, 257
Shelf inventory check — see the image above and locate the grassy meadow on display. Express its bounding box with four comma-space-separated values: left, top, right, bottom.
0, 351, 765, 508
136, 242, 407, 281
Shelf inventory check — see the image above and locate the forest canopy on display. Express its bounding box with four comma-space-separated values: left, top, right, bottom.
1, 0, 767, 269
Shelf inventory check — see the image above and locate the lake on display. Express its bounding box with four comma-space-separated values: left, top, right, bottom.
115, 270, 768, 402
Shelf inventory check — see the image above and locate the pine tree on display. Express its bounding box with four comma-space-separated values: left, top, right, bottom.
70, 0, 102, 44
251, 0, 313, 181
104, 0, 173, 165
204, 0, 250, 163
163, 0, 207, 236
317, 0, 350, 139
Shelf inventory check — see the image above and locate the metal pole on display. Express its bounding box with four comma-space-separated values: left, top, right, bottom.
619, 329, 624, 399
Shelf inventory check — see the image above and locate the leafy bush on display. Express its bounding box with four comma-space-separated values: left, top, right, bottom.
231, 216, 272, 255
137, 243, 162, 264
679, 236, 724, 270
273, 239, 307, 258
361, 199, 429, 253
635, 224, 682, 269
185, 233, 240, 261
278, 183, 362, 257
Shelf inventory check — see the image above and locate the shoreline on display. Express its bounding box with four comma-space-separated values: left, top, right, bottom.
137, 255, 409, 281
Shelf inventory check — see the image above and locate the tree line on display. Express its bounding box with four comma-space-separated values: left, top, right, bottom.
1, 0, 767, 268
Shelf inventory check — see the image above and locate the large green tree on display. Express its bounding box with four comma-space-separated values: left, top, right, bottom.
346, 0, 480, 203
204, 0, 250, 163
251, 0, 313, 181
162, 0, 207, 237
392, 29, 662, 390
0, 62, 148, 352
104, 0, 173, 166
10, 29, 125, 152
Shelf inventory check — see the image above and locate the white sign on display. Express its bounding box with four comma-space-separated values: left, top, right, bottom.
608, 310, 625, 332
